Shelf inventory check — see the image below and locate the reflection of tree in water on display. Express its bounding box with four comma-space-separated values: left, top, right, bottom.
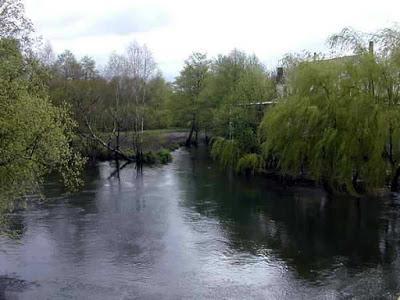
0, 276, 34, 299
0, 213, 25, 239
0, 190, 36, 239
0, 163, 103, 240
180, 147, 400, 283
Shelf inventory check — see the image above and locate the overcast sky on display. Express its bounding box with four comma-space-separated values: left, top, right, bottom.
25, 0, 399, 80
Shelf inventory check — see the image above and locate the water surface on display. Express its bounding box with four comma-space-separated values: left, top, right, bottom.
1, 148, 400, 299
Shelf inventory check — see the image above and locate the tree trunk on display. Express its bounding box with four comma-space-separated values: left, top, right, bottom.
322, 178, 335, 195
84, 117, 134, 163
391, 167, 400, 192
186, 114, 196, 147
204, 129, 210, 145
352, 171, 362, 194
186, 123, 195, 147
115, 124, 121, 161
194, 128, 199, 147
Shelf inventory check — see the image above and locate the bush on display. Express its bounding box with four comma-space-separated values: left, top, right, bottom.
157, 149, 172, 164
143, 151, 157, 164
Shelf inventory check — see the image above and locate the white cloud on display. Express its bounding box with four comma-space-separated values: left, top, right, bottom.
25, 0, 400, 80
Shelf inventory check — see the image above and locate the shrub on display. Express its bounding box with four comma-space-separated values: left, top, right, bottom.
157, 149, 172, 164
143, 151, 157, 164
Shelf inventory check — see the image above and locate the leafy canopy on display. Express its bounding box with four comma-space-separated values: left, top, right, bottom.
260, 27, 400, 193
0, 39, 84, 204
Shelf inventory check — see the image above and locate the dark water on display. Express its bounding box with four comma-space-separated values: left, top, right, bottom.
1, 148, 400, 299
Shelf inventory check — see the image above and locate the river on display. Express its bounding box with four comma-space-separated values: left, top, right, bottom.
1, 148, 400, 299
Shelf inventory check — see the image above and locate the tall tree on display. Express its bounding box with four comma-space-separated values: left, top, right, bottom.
203, 50, 275, 172
126, 42, 156, 161
37, 40, 56, 67
174, 52, 210, 146
80, 56, 98, 80
55, 50, 82, 80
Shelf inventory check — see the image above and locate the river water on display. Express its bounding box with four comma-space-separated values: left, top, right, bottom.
1, 148, 400, 299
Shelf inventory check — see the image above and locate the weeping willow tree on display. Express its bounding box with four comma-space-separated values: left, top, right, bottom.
236, 153, 265, 176
210, 137, 241, 169
260, 26, 400, 194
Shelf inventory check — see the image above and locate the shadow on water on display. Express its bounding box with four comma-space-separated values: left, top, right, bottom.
0, 214, 25, 241
178, 147, 400, 287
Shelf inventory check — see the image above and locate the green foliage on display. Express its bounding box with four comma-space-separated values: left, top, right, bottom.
236, 153, 265, 175
171, 49, 275, 172
142, 149, 172, 164
260, 28, 400, 193
170, 52, 210, 145
144, 75, 172, 129
143, 151, 157, 164
0, 38, 85, 203
49, 51, 172, 135
43, 44, 174, 164
157, 148, 172, 164
211, 136, 264, 176
210, 137, 241, 169
54, 50, 83, 80
204, 50, 275, 151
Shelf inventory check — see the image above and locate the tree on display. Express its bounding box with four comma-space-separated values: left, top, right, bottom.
204, 50, 274, 170
0, 39, 84, 204
105, 53, 125, 151
37, 40, 55, 67
173, 52, 210, 146
125, 42, 156, 161
259, 27, 400, 194
144, 74, 172, 129
0, 0, 33, 48
55, 50, 82, 80
80, 56, 98, 80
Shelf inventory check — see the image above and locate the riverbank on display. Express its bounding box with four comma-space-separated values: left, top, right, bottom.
77, 129, 188, 163
206, 138, 391, 197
